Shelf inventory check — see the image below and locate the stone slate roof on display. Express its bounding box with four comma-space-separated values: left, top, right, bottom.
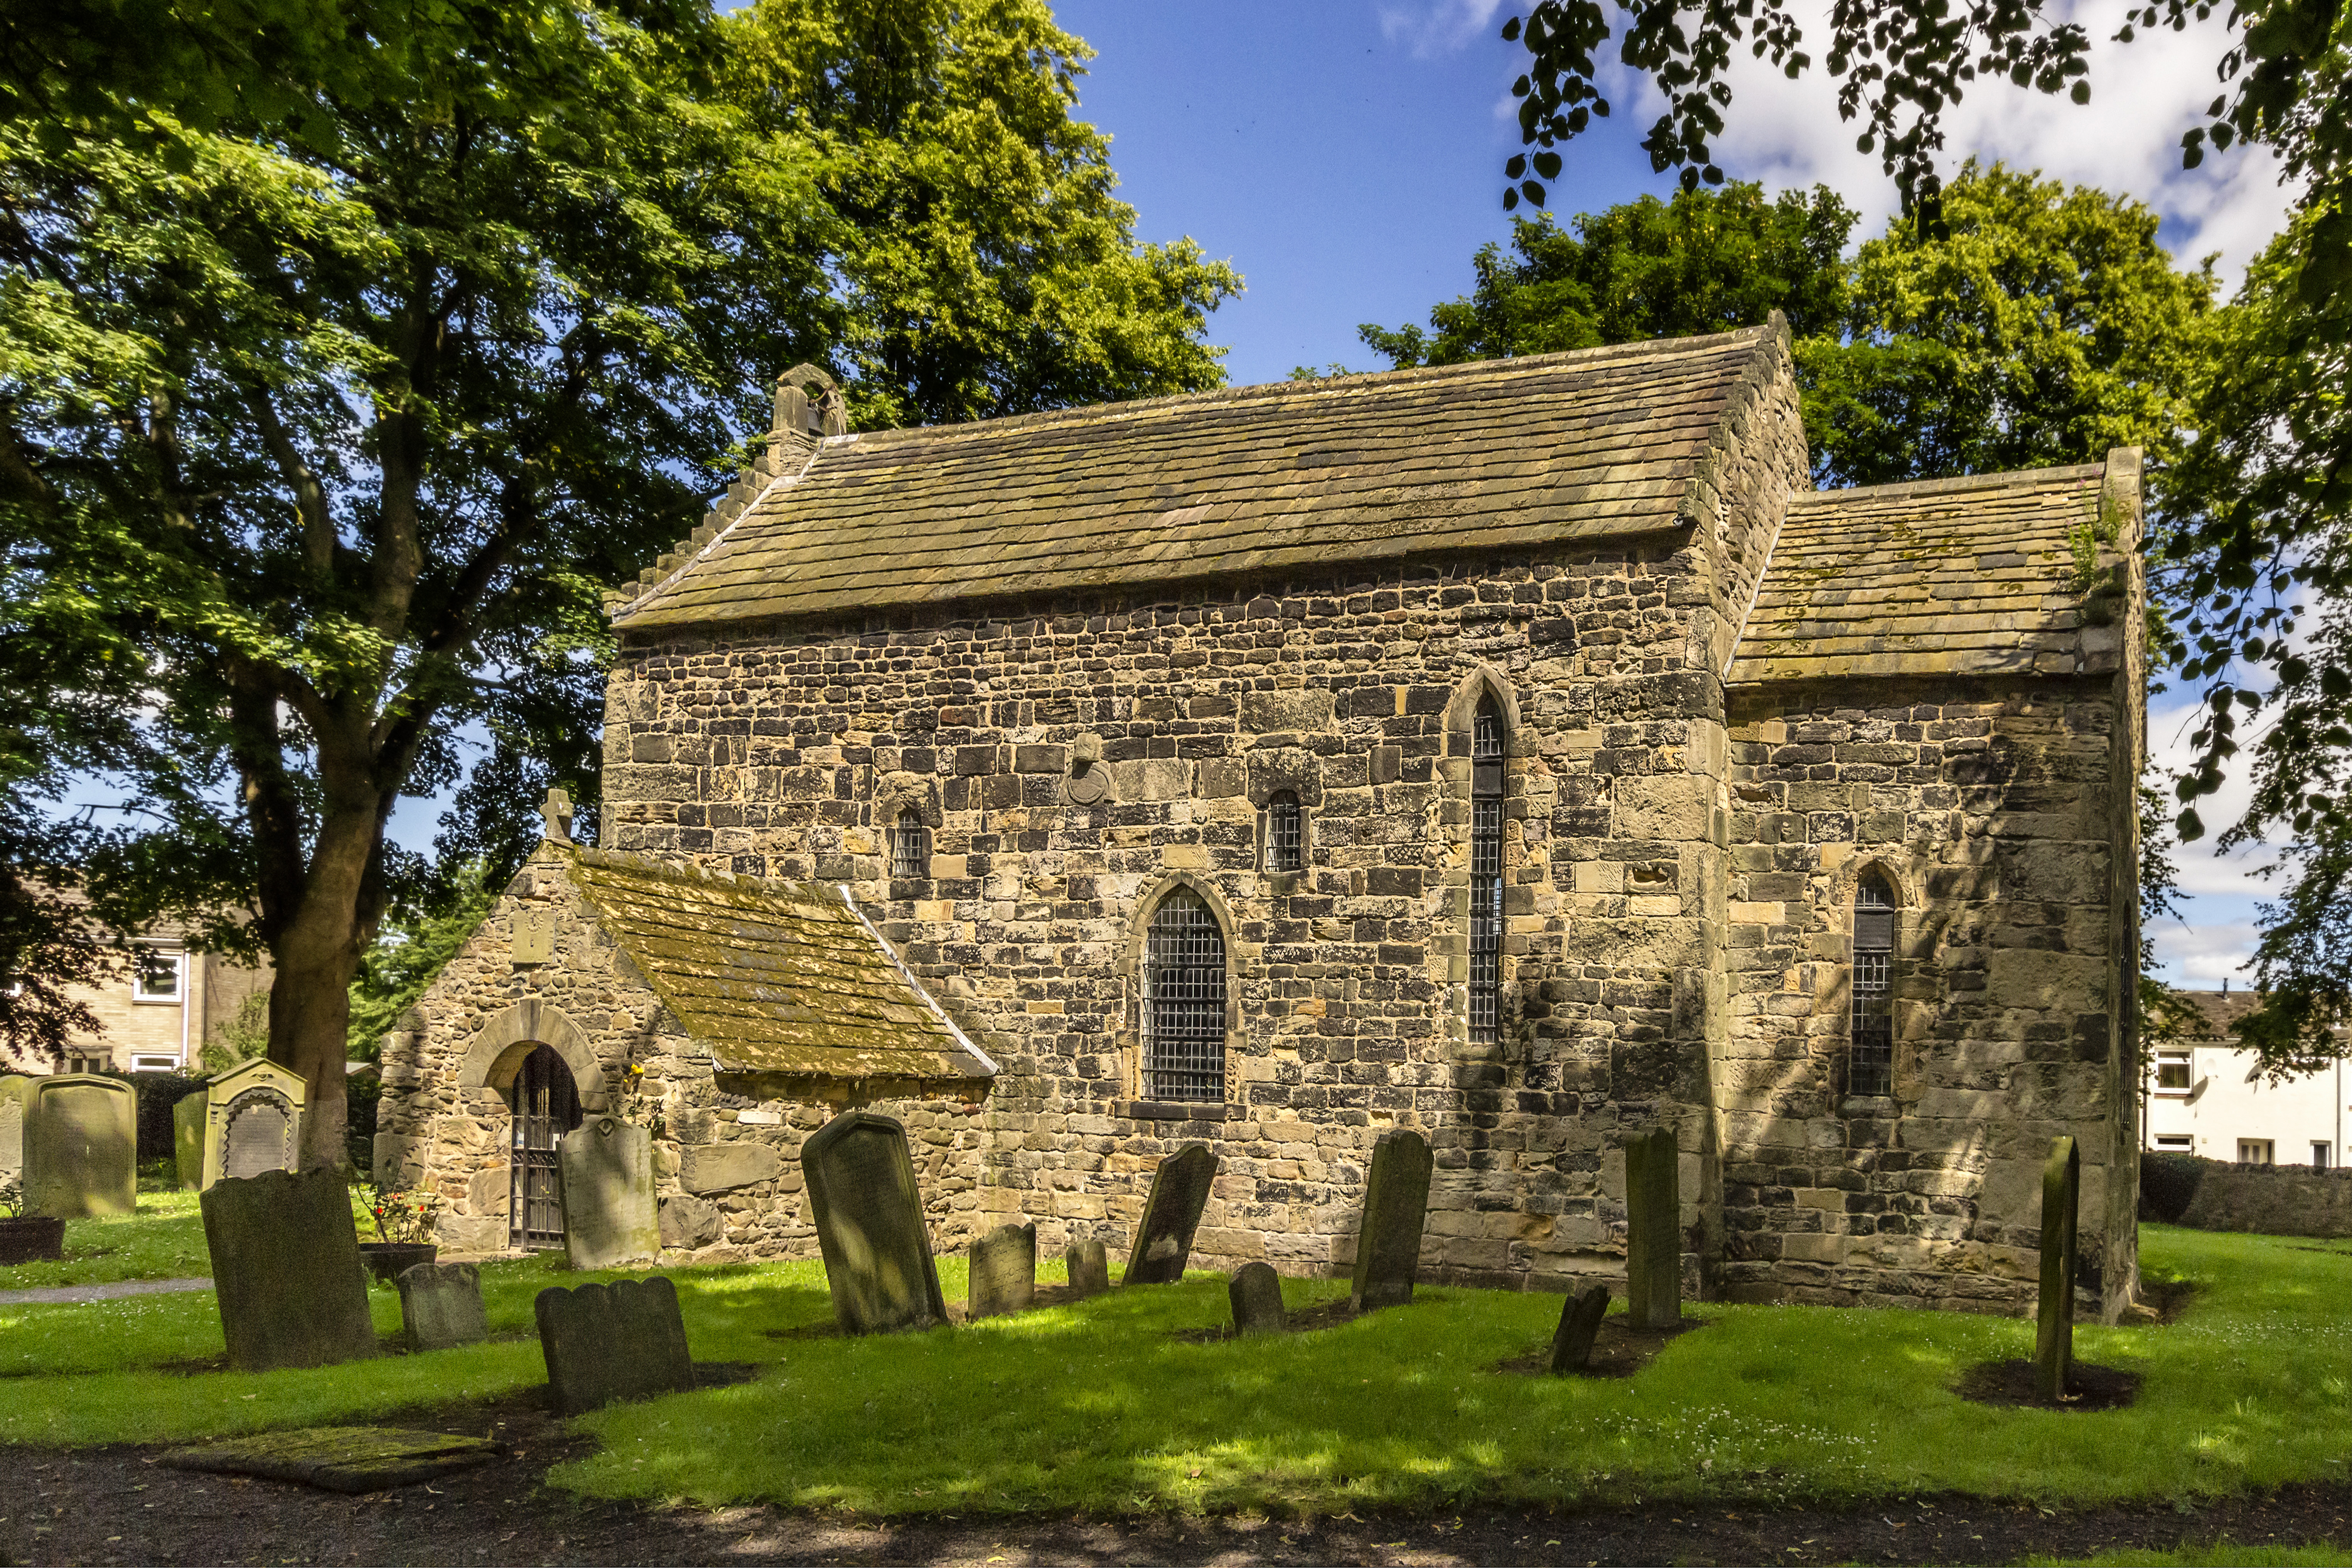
611, 325, 1784, 631
561, 848, 991, 1082
1726, 463, 2113, 685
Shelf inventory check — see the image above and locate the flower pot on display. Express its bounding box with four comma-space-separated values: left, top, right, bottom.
0, 1216, 67, 1265
358, 1241, 438, 1285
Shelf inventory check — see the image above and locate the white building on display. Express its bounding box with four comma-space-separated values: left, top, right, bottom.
2145, 988, 2349, 1168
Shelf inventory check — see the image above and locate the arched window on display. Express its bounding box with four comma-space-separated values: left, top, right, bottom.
1469, 695, 1504, 1045
1266, 790, 1303, 873
890, 808, 929, 880
1143, 887, 1226, 1103
1849, 874, 1897, 1097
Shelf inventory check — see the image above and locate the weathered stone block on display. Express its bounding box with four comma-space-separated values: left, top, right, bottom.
658, 1192, 723, 1250
1123, 1144, 1218, 1286
1624, 1125, 1680, 1329
397, 1261, 489, 1351
1228, 1261, 1286, 1336
201, 1168, 380, 1372
1548, 1282, 1612, 1374
1065, 1236, 1110, 1297
967, 1221, 1036, 1319
801, 1109, 946, 1333
534, 1276, 695, 1415
559, 1116, 659, 1271
24, 1075, 136, 1219
679, 1141, 782, 1194
1349, 1128, 1433, 1311
2035, 1135, 2079, 1400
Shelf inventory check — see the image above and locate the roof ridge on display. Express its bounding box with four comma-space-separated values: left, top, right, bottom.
1793, 462, 2106, 507
564, 843, 838, 905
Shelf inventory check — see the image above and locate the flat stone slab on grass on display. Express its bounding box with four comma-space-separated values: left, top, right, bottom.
159, 1427, 503, 1493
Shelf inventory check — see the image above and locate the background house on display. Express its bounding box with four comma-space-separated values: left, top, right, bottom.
2145, 988, 2347, 1168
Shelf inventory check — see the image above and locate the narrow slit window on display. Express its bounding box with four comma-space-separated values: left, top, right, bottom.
1143, 888, 1226, 1103
890, 808, 930, 880
1848, 875, 1897, 1098
1469, 696, 1504, 1046
1267, 791, 1303, 873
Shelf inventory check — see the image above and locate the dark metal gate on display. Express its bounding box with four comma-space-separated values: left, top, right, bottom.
508, 1044, 581, 1249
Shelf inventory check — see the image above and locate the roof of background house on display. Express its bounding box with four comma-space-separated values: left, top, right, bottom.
560, 848, 990, 1083
1725, 460, 2128, 685
611, 324, 1784, 632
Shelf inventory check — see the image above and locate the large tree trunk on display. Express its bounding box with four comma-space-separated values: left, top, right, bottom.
263, 796, 383, 1172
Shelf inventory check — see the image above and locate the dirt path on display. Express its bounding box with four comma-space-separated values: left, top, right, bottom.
0, 1278, 211, 1307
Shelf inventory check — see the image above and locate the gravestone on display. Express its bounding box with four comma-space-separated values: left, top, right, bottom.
535, 1276, 696, 1415
397, 1260, 489, 1351
0, 1074, 31, 1182
172, 1091, 207, 1189
558, 1116, 658, 1270
1228, 1261, 1286, 1337
1623, 1125, 1681, 1329
1548, 1282, 1612, 1375
967, 1222, 1036, 1320
1348, 1128, 1433, 1311
1121, 1144, 1218, 1286
161, 1427, 503, 1493
24, 1074, 137, 1219
202, 1058, 305, 1189
1066, 1236, 1111, 1298
201, 1167, 380, 1372
2035, 1135, 2081, 1401
800, 1109, 947, 1334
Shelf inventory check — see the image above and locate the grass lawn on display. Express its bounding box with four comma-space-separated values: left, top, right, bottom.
2, 1220, 2348, 1521
0, 1189, 212, 1289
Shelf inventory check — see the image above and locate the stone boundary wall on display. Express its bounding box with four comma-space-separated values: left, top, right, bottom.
2147, 1152, 2352, 1239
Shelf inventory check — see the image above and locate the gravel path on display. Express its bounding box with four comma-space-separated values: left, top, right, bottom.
0, 1276, 212, 1306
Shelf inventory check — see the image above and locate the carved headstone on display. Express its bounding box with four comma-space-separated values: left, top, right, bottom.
172, 1091, 206, 1189
24, 1074, 137, 1219
1228, 1261, 1286, 1337
201, 1059, 305, 1190
1623, 1125, 1681, 1329
1548, 1283, 1612, 1375
0, 1074, 32, 1181
1121, 1144, 1218, 1286
967, 1222, 1037, 1320
2035, 1135, 2081, 1401
534, 1276, 695, 1415
558, 1116, 658, 1271
1348, 1128, 1433, 1311
397, 1261, 489, 1352
201, 1168, 380, 1372
1065, 1236, 1111, 1298
800, 1109, 946, 1334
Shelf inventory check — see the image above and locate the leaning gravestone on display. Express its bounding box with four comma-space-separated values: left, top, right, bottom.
967, 1222, 1036, 1320
24, 1074, 137, 1219
1548, 1282, 1612, 1374
172, 1090, 207, 1189
201, 1168, 380, 1372
0, 1074, 32, 1182
1623, 1125, 1681, 1330
1066, 1236, 1111, 1298
800, 1110, 947, 1334
535, 1276, 696, 1415
1121, 1144, 1218, 1286
2035, 1135, 2081, 1401
559, 1116, 658, 1270
398, 1260, 489, 1352
1228, 1261, 1286, 1337
1348, 1128, 1433, 1311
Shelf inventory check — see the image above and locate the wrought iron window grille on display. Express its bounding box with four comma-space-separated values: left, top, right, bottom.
1848, 876, 1897, 1098
1469, 698, 1504, 1046
1142, 887, 1226, 1103
890, 809, 930, 880
1267, 791, 1303, 873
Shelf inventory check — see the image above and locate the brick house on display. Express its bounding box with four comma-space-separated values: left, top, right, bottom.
376, 319, 2146, 1317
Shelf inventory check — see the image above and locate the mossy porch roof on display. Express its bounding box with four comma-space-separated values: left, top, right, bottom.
561, 848, 988, 1082
610, 325, 1782, 632
1726, 464, 2110, 685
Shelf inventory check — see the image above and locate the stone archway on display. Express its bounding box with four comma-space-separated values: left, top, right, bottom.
456, 999, 609, 1111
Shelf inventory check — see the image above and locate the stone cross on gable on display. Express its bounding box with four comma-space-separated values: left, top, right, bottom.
540, 787, 574, 845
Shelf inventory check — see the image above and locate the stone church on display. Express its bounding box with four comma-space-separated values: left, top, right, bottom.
375, 317, 2147, 1318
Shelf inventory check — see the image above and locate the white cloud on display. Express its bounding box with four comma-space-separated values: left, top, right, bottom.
1379, 0, 1510, 59
2150, 908, 2259, 987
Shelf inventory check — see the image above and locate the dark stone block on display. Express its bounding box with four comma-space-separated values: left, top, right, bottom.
1624, 1125, 1681, 1329
1349, 1128, 1433, 1311
534, 1276, 695, 1416
161, 1427, 502, 1494
1548, 1281, 1612, 1373
1065, 1236, 1110, 1298
201, 1168, 380, 1373
1122, 1143, 1217, 1285
1228, 1261, 1286, 1336
800, 1110, 947, 1333
968, 1222, 1036, 1319
2036, 1135, 2079, 1399
397, 1261, 488, 1352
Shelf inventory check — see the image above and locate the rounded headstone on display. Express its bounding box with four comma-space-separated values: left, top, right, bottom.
968, 1222, 1037, 1319
559, 1116, 658, 1271
1228, 1261, 1286, 1337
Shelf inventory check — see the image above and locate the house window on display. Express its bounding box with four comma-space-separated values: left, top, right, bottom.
2237, 1138, 2274, 1166
134, 948, 184, 1003
890, 809, 930, 880
1469, 696, 1504, 1046
1142, 887, 1226, 1103
1266, 791, 1304, 873
2155, 1052, 2192, 1092
1848, 875, 1897, 1098
132, 1055, 180, 1073
2154, 1135, 2193, 1151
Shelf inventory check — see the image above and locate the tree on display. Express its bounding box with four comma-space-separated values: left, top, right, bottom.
1, 0, 1238, 1166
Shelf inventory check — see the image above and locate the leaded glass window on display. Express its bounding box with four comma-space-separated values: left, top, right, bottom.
1469, 696, 1504, 1046
1849, 875, 1897, 1098
890, 808, 929, 880
1267, 790, 1303, 873
1143, 887, 1226, 1103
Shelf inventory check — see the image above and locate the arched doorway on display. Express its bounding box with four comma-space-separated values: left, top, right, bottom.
507, 1043, 582, 1248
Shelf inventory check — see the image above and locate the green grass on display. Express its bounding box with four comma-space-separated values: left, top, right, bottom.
2029, 1547, 2351, 1566
2, 1221, 2347, 1521
0, 1190, 211, 1289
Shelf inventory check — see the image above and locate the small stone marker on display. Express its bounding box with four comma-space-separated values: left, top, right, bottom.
1228, 1261, 1286, 1337
1548, 1282, 1612, 1374
0, 1074, 32, 1180
397, 1260, 489, 1351
201, 1167, 380, 1372
534, 1275, 696, 1416
2035, 1134, 2081, 1401
800, 1109, 947, 1334
1121, 1143, 1218, 1286
24, 1074, 136, 1218
161, 1427, 502, 1493
558, 1115, 658, 1271
1348, 1128, 1433, 1311
1623, 1125, 1681, 1330
172, 1091, 206, 1189
1065, 1236, 1111, 1298
967, 1221, 1037, 1319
